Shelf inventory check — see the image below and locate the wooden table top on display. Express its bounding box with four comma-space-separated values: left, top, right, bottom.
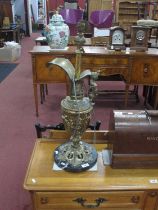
24, 140, 158, 191
30, 45, 158, 57
35, 36, 92, 45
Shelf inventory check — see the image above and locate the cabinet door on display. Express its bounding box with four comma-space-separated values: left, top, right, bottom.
130, 57, 158, 85
144, 191, 158, 210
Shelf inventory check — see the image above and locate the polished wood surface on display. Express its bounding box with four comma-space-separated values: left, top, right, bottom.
24, 131, 158, 210
24, 140, 158, 191
35, 37, 92, 46
30, 46, 158, 116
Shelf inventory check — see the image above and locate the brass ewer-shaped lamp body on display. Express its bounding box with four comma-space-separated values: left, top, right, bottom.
48, 47, 98, 172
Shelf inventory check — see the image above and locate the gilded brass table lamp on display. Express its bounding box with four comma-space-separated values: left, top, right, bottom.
48, 27, 98, 172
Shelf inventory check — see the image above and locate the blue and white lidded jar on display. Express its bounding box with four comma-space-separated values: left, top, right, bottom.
44, 12, 70, 49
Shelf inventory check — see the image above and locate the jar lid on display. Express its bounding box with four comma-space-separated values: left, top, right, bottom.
50, 13, 64, 23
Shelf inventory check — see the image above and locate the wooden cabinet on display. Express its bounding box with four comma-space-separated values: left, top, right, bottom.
115, 0, 147, 35
24, 139, 158, 210
0, 0, 13, 26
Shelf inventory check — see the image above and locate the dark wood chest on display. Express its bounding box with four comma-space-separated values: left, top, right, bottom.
109, 110, 158, 168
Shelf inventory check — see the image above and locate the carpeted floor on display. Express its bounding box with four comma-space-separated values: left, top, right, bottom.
0, 33, 146, 210
0, 63, 18, 82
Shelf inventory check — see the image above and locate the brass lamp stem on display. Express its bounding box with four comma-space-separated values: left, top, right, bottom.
75, 50, 82, 80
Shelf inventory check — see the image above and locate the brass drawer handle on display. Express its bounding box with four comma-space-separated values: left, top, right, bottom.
73, 197, 107, 208
131, 196, 140, 203
40, 197, 48, 204
143, 64, 150, 74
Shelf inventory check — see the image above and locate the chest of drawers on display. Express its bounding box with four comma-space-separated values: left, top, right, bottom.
24, 139, 158, 210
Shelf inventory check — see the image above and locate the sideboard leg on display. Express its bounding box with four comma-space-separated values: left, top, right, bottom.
33, 84, 39, 117
125, 84, 129, 107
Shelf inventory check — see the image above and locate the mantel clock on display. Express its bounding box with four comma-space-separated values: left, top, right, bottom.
130, 26, 150, 51
109, 26, 126, 51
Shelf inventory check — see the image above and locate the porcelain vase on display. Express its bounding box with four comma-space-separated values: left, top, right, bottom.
45, 13, 70, 49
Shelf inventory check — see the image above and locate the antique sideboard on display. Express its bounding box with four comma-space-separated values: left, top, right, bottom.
30, 46, 158, 116
24, 131, 158, 210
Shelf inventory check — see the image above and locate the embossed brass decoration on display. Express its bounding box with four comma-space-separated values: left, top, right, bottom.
48, 40, 98, 172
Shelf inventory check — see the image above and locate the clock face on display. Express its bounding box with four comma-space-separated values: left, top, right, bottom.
136, 30, 145, 41
112, 30, 124, 45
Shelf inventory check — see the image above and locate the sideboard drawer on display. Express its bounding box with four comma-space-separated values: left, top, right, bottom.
35, 191, 144, 209
81, 56, 129, 79
96, 67, 128, 79
82, 56, 129, 66
34, 55, 75, 82
130, 57, 158, 85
